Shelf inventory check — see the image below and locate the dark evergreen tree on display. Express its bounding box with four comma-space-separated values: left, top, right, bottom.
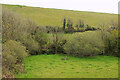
63, 18, 66, 31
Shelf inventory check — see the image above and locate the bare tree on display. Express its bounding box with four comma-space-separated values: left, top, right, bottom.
55, 27, 58, 54
52, 27, 58, 54
99, 23, 108, 54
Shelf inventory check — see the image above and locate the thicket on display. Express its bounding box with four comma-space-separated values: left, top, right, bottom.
94, 22, 119, 57
102, 28, 118, 56
64, 32, 104, 57
2, 40, 28, 78
2, 9, 47, 78
2, 9, 67, 78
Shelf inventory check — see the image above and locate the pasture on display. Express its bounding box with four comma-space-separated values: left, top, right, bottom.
16, 54, 118, 78
3, 4, 117, 27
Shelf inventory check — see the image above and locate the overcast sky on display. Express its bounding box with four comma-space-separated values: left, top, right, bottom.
0, 0, 119, 14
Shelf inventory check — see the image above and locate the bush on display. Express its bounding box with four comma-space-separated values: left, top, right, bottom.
92, 27, 97, 30
85, 25, 93, 31
2, 9, 45, 55
21, 36, 41, 55
65, 27, 75, 33
2, 9, 37, 43
2, 9, 22, 42
32, 27, 48, 54
64, 31, 104, 57
104, 29, 118, 56
2, 40, 28, 77
79, 28, 85, 32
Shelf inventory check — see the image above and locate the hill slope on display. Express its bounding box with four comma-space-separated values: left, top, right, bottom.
3, 4, 118, 27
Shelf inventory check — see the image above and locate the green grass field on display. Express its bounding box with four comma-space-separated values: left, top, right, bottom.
3, 4, 117, 27
15, 54, 118, 78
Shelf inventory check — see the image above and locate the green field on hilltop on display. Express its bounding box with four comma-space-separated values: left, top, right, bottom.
3, 4, 117, 27
15, 54, 118, 78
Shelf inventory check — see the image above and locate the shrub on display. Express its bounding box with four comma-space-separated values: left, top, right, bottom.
32, 27, 48, 54
104, 29, 118, 56
34, 32, 48, 46
65, 27, 75, 33
64, 31, 104, 57
21, 36, 40, 55
2, 9, 22, 42
92, 27, 97, 30
85, 25, 93, 31
2, 40, 28, 77
2, 8, 37, 43
2, 9, 45, 55
79, 28, 85, 32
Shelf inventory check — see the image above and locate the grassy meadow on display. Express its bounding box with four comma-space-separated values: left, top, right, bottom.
3, 4, 117, 27
16, 54, 118, 78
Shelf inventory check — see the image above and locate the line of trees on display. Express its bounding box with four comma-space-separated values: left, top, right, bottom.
45, 18, 98, 34
62, 18, 97, 33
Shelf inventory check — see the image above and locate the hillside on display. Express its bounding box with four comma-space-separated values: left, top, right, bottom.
2, 4, 119, 78
3, 4, 118, 27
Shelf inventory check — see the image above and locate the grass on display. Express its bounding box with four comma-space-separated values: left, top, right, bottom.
15, 54, 118, 78
3, 4, 117, 27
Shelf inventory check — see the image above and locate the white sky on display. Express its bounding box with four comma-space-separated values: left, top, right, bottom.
0, 0, 119, 14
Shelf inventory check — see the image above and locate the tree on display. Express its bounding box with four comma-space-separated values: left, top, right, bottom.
79, 19, 84, 28
55, 27, 58, 54
99, 23, 107, 54
66, 19, 74, 33
67, 19, 73, 28
46, 27, 66, 54
63, 18, 66, 31
75, 19, 84, 31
